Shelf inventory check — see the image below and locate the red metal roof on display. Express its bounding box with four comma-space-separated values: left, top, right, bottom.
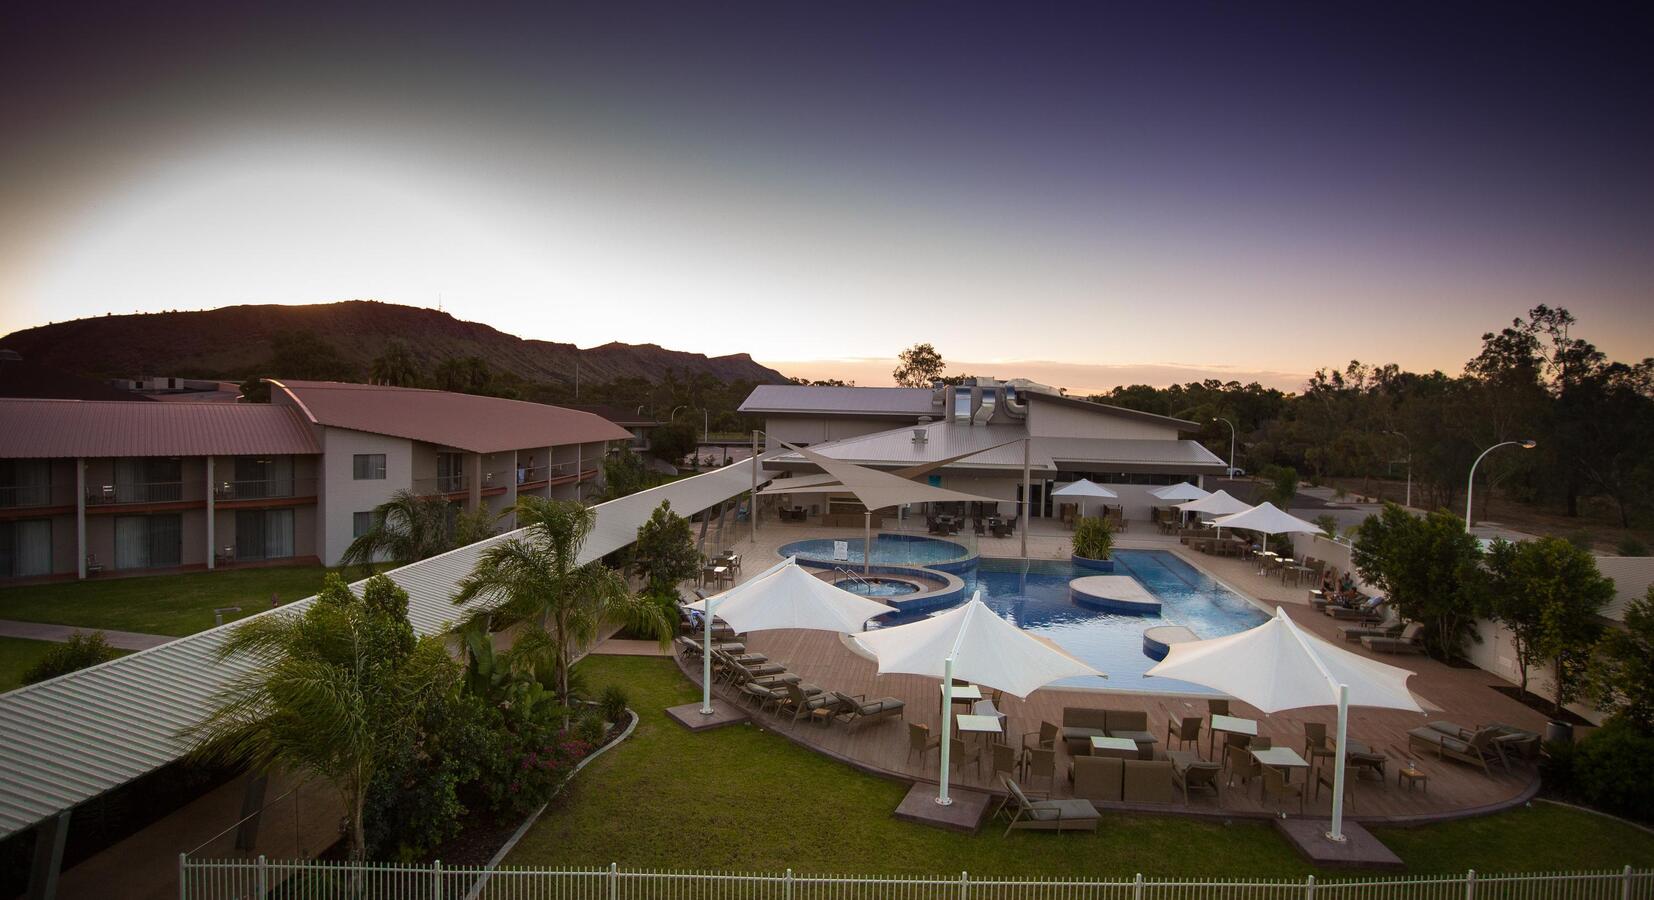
0, 399, 321, 458
271, 380, 630, 452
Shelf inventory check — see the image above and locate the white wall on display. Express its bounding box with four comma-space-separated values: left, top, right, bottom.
318, 427, 413, 566
762, 415, 916, 448
1025, 397, 1180, 440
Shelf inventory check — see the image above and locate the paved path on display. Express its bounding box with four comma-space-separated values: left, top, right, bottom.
588, 637, 670, 657
0, 619, 173, 651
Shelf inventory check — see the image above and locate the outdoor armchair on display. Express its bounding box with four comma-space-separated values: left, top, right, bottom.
1167, 715, 1202, 750
1261, 765, 1305, 814
908, 722, 940, 763
999, 778, 1100, 837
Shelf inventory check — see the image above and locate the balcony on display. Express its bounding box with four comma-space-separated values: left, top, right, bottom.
85, 481, 205, 506
214, 477, 318, 503
412, 475, 468, 497
0, 482, 74, 511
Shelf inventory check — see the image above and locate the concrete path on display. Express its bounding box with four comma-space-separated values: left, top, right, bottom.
588, 637, 670, 657
0, 619, 173, 651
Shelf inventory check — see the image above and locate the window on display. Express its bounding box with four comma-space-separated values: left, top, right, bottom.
353, 511, 375, 537
114, 514, 181, 570
0, 519, 52, 577
0, 459, 52, 509
436, 452, 464, 492
352, 454, 386, 480
236, 509, 294, 561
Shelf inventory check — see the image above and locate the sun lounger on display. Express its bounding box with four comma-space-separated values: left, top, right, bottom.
831, 691, 904, 727
1408, 723, 1505, 774
1362, 622, 1425, 654
1325, 601, 1383, 622
1167, 750, 1222, 805
1069, 755, 1124, 803
1339, 621, 1402, 643
1000, 778, 1100, 837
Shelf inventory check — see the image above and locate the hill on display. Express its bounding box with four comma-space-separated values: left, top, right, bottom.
0, 301, 788, 387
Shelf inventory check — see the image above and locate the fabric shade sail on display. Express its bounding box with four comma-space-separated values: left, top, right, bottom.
758, 440, 1004, 510
1146, 608, 1424, 842
1051, 479, 1118, 500
1151, 482, 1210, 502
1209, 501, 1322, 538
1176, 490, 1252, 517
853, 596, 1104, 805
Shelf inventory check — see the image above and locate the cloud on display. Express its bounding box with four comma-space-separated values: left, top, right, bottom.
762, 357, 1310, 395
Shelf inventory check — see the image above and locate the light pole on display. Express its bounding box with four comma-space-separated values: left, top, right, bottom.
669, 404, 686, 422
1386, 430, 1412, 509
1465, 439, 1536, 533
1213, 417, 1237, 480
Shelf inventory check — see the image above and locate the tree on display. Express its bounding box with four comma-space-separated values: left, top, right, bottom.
598, 448, 658, 501
1587, 587, 1654, 732
631, 500, 701, 597
648, 421, 698, 463
453, 497, 669, 713
892, 343, 946, 387
185, 574, 459, 858
22, 631, 120, 684
1265, 465, 1300, 507
340, 491, 457, 574
369, 340, 423, 386
1487, 538, 1613, 712
1352, 504, 1489, 659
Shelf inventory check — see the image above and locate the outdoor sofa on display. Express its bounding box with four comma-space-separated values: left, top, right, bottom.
1061, 707, 1158, 759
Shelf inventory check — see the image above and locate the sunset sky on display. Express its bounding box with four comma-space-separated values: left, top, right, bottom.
2, 3, 1650, 394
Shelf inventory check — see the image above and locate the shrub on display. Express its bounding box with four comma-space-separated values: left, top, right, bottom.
575, 709, 608, 745
1072, 516, 1114, 560
1566, 531, 1595, 552
22, 631, 120, 684
1314, 514, 1340, 539
1547, 720, 1654, 825
599, 685, 630, 724
1616, 537, 1649, 557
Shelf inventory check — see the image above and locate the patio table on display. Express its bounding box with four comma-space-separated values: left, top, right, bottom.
1088, 735, 1139, 759
955, 714, 1004, 754
1209, 713, 1259, 758
943, 684, 983, 701
1251, 746, 1309, 783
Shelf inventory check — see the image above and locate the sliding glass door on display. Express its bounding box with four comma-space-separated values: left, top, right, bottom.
0, 519, 52, 577
114, 514, 182, 569
235, 509, 295, 561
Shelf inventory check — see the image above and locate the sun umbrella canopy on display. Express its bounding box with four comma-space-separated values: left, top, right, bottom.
1151, 482, 1210, 502
687, 557, 893, 634
1209, 501, 1322, 538
853, 597, 1104, 698
1177, 489, 1252, 517
756, 441, 1000, 510
1051, 478, 1118, 500
1146, 607, 1422, 714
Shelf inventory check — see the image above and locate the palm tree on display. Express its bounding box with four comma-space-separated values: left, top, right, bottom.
453, 496, 668, 710
368, 340, 422, 386
184, 574, 458, 858
340, 490, 454, 575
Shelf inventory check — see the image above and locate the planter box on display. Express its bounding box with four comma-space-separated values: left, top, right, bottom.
1071, 554, 1114, 573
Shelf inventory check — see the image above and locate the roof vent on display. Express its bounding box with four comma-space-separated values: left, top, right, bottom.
912, 427, 928, 445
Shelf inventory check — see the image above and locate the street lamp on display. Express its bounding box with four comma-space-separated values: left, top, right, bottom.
669, 404, 686, 422
1385, 430, 1412, 509
1212, 417, 1237, 479
1465, 440, 1536, 533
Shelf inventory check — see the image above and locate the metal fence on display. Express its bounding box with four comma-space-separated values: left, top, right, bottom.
179, 859, 1653, 900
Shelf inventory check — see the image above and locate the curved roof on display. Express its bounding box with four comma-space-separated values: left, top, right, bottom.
0, 399, 319, 458
270, 380, 629, 453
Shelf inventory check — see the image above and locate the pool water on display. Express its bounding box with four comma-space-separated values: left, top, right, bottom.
874, 549, 1268, 693
834, 578, 921, 597
779, 534, 971, 568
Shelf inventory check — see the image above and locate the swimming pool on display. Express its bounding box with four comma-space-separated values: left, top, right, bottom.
778, 534, 975, 570
834, 578, 921, 598
873, 549, 1268, 693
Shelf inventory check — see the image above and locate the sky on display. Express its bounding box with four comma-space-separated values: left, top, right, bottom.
2, 2, 1650, 395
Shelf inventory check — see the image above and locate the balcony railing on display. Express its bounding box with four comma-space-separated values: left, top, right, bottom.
85, 481, 205, 506
0, 483, 74, 509
412, 475, 467, 496
213, 477, 318, 502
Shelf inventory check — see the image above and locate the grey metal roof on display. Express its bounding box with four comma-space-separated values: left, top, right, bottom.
739, 385, 938, 417
0, 458, 777, 839
770, 421, 1226, 474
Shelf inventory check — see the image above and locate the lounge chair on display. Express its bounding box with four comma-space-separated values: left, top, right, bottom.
1339, 620, 1403, 643
1069, 755, 1123, 803
782, 682, 835, 721
1121, 759, 1175, 803
1363, 622, 1425, 654
831, 691, 904, 728
1167, 750, 1221, 805
1326, 599, 1384, 622
999, 778, 1099, 837
1480, 723, 1542, 763
1407, 723, 1505, 774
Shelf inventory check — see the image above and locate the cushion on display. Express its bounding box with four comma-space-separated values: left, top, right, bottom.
1105, 709, 1148, 732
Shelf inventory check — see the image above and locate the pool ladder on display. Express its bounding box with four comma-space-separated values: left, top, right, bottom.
832, 567, 873, 591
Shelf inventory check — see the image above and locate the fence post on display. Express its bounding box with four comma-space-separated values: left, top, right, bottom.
177, 853, 186, 900
257, 855, 268, 899
959, 870, 969, 900
433, 859, 443, 900
1625, 865, 1634, 900
1133, 873, 1144, 900
609, 861, 619, 900
1305, 874, 1315, 899
1465, 868, 1476, 900
785, 868, 794, 900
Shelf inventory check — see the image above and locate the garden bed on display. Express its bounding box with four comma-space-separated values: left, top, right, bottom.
1488, 685, 1595, 727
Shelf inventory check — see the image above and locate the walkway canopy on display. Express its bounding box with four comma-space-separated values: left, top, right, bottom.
1147, 608, 1424, 842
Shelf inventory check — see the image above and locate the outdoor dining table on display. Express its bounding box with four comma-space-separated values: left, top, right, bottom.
1250, 746, 1310, 783
1209, 713, 1260, 758
955, 714, 1004, 754
1089, 735, 1139, 759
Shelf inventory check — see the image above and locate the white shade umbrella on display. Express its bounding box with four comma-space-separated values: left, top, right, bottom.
1052, 478, 1118, 518
1210, 501, 1322, 556
854, 595, 1104, 805
1177, 489, 1252, 516
687, 557, 893, 715
1146, 607, 1423, 842
1151, 482, 1209, 502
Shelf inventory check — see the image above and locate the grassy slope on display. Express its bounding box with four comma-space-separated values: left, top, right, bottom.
0, 564, 347, 636
509, 657, 1654, 877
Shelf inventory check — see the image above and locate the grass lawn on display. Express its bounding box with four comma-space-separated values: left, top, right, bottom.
0, 636, 130, 693
0, 564, 351, 636
507, 656, 1654, 878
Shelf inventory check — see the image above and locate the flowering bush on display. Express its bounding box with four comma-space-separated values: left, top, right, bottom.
495, 732, 593, 815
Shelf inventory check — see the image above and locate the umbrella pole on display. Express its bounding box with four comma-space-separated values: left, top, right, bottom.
863, 511, 872, 576
937, 655, 955, 806
700, 603, 716, 715
1327, 683, 1349, 841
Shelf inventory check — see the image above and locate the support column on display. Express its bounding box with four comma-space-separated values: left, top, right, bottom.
205, 457, 216, 570
234, 774, 270, 852
1021, 439, 1031, 559
75, 459, 86, 580
466, 453, 482, 512
575, 445, 582, 502
26, 810, 71, 900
